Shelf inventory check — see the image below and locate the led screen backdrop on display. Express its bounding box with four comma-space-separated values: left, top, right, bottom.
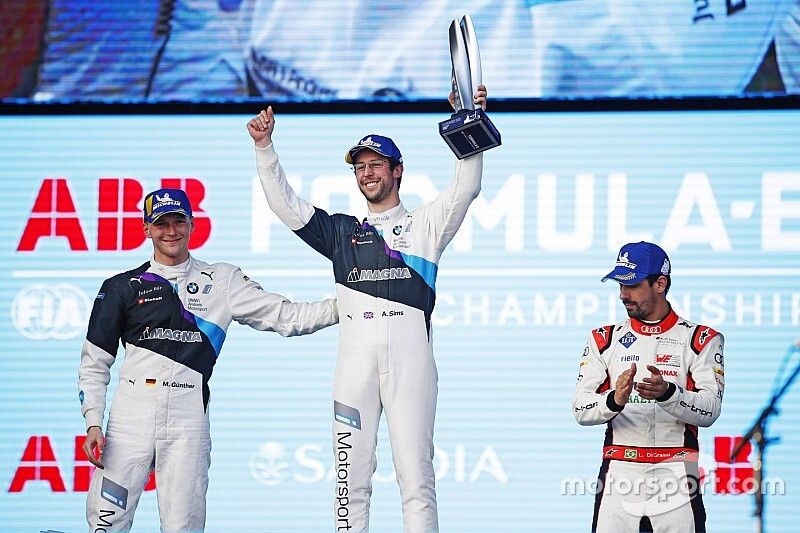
1, 109, 800, 531
3, 0, 799, 102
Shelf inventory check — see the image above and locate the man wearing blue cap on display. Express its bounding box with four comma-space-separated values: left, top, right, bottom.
78, 188, 338, 532
247, 86, 487, 533
573, 241, 726, 533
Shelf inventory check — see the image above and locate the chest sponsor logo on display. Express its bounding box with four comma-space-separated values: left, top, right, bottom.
639, 324, 662, 335
137, 296, 163, 305
137, 286, 163, 297
351, 226, 374, 246
187, 282, 199, 294
392, 236, 411, 249
656, 337, 684, 348
618, 331, 637, 348
139, 326, 202, 343
619, 354, 639, 362
187, 297, 207, 312
655, 353, 682, 367
392, 225, 403, 235
363, 312, 374, 319
347, 267, 412, 282
658, 369, 679, 377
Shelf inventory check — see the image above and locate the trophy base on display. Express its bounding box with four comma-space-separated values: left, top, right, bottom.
438, 109, 501, 159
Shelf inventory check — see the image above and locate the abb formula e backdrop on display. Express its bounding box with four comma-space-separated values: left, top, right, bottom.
1, 108, 800, 531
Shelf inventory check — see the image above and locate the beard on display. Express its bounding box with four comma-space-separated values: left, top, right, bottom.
623, 300, 649, 321
359, 179, 393, 204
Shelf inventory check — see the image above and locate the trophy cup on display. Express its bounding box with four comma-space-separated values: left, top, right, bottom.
439, 15, 501, 159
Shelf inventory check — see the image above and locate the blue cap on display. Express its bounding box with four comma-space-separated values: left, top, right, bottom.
143, 188, 193, 223
345, 134, 403, 165
602, 241, 671, 285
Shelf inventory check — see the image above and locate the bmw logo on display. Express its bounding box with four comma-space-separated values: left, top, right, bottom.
393, 225, 402, 235
187, 282, 199, 294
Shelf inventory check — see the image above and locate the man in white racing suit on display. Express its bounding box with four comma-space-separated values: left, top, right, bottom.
79, 187, 338, 532
246, 87, 487, 532
573, 241, 725, 533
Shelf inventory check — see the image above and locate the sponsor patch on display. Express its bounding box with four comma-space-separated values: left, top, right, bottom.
334, 401, 362, 430
618, 331, 637, 348
101, 477, 128, 510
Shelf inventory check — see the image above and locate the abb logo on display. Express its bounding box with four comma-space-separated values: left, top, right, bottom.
7, 435, 155, 493
17, 177, 211, 251
713, 435, 753, 494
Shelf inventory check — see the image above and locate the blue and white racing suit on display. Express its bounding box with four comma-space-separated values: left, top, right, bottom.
79, 255, 337, 532
255, 143, 482, 532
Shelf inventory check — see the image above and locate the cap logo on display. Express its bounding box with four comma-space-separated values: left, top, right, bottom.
616, 252, 637, 270
614, 272, 637, 281
661, 258, 670, 275
153, 192, 182, 210
359, 136, 382, 149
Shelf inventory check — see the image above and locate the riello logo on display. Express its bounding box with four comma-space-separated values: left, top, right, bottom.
16, 177, 211, 251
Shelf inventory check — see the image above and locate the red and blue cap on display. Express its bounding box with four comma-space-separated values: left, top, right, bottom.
345, 134, 403, 165
602, 241, 671, 285
143, 188, 193, 223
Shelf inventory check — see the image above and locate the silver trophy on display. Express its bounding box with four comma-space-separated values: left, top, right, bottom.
439, 15, 501, 159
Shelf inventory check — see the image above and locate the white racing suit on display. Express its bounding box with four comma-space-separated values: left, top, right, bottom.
255, 144, 482, 532
78, 256, 337, 532
573, 308, 725, 533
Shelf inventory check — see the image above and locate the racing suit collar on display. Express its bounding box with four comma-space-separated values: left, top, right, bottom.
366, 202, 405, 225
150, 254, 193, 280
630, 306, 678, 336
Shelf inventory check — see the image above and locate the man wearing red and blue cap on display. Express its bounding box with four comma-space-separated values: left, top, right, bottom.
79, 188, 338, 532
248, 86, 487, 533
573, 241, 725, 533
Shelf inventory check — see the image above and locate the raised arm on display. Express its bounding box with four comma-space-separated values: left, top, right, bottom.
248, 108, 340, 260
426, 85, 488, 251
248, 107, 316, 230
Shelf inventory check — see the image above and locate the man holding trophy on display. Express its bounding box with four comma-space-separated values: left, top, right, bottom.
247, 15, 495, 532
